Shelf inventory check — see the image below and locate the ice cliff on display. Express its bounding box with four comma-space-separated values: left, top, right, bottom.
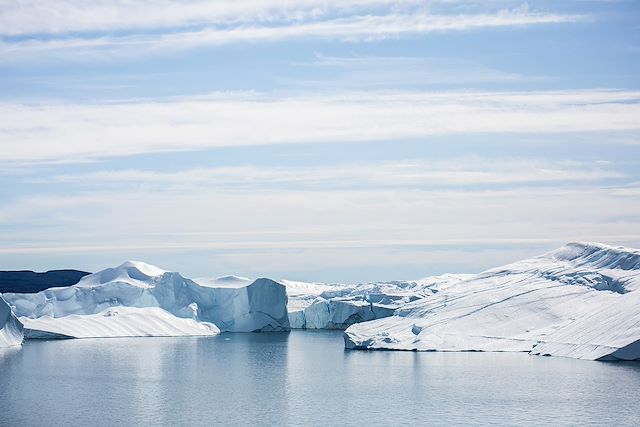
344, 242, 640, 361
284, 275, 471, 329
4, 261, 290, 338
0, 296, 23, 348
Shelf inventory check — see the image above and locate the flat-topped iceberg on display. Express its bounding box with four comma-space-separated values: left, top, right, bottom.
4, 261, 290, 338
21, 307, 219, 339
344, 242, 640, 361
0, 296, 23, 348
192, 277, 290, 332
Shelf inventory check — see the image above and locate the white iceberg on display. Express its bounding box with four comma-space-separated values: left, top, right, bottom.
4, 261, 290, 338
283, 274, 471, 329
529, 289, 640, 361
0, 295, 23, 348
192, 276, 290, 332
282, 279, 349, 328
21, 307, 219, 339
344, 242, 640, 361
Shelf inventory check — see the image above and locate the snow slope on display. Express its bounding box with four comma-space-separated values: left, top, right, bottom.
194, 275, 252, 288
529, 290, 640, 361
21, 307, 219, 339
0, 295, 23, 347
283, 275, 471, 330
344, 242, 640, 361
4, 261, 290, 336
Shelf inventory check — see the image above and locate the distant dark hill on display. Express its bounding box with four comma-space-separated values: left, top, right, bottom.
0, 270, 90, 293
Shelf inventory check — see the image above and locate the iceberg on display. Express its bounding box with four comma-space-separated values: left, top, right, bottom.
5, 241, 639, 360
192, 277, 290, 332
529, 290, 640, 361
344, 242, 640, 361
283, 274, 471, 329
4, 261, 290, 338
21, 307, 219, 339
282, 279, 349, 329
0, 295, 23, 348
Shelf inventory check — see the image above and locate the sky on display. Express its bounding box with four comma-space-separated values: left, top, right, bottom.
0, 0, 639, 282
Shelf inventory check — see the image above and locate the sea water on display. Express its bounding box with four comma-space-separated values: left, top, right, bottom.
1, 331, 639, 426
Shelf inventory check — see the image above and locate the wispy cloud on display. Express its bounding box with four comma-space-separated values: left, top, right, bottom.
1, 186, 639, 259
287, 53, 537, 87
0, 1, 572, 36
43, 159, 626, 190
0, 0, 422, 35
0, 6, 586, 62
1, 89, 638, 163
2, 155, 639, 277
1, 1, 636, 281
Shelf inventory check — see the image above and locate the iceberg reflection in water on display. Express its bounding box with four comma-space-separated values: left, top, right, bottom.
1, 331, 640, 426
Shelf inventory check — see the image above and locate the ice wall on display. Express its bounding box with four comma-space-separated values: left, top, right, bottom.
285, 275, 471, 330
0, 295, 23, 347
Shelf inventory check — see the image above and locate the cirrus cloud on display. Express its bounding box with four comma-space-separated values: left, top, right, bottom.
1, 89, 638, 164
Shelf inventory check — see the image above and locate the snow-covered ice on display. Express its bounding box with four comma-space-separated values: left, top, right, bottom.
0, 295, 23, 348
194, 275, 253, 288
4, 261, 290, 338
21, 307, 219, 339
283, 275, 471, 329
4, 242, 640, 361
529, 289, 640, 361
344, 242, 640, 361
191, 277, 290, 332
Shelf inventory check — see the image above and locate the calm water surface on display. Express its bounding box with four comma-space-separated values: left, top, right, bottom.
1, 331, 639, 426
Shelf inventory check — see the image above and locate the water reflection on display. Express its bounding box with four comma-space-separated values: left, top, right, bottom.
198, 332, 290, 425
1, 332, 639, 426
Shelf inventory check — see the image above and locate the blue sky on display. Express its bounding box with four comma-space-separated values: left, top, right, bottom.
1, 0, 639, 282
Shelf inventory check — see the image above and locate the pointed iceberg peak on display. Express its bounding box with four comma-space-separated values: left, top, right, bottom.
6, 263, 290, 334
76, 260, 167, 288
116, 260, 167, 277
